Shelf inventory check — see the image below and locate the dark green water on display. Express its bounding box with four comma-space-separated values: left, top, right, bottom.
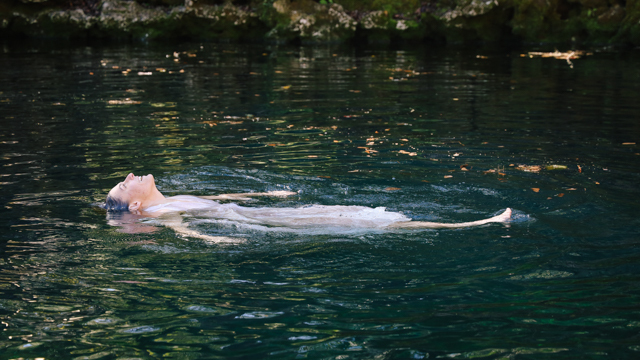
1, 40, 640, 359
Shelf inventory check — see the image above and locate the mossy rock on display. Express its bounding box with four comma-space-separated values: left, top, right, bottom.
137, 0, 185, 6
262, 0, 357, 43
180, 4, 267, 40
0, 0, 636, 44
434, 0, 513, 43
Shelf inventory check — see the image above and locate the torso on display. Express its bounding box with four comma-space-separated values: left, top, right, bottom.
144, 195, 217, 214
143, 195, 410, 229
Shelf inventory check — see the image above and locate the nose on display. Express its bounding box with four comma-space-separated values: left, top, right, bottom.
126, 173, 135, 181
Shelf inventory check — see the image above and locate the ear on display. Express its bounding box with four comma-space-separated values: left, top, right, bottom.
129, 200, 142, 212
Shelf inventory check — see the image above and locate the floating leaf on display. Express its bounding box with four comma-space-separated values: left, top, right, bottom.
516, 165, 542, 172
444, 175, 453, 178
526, 50, 592, 68
385, 187, 401, 191
546, 165, 567, 170
150, 102, 177, 108
532, 188, 540, 192
107, 99, 141, 105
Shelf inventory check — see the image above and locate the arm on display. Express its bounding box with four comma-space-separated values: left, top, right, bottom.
159, 213, 245, 244
198, 190, 297, 201
389, 208, 512, 229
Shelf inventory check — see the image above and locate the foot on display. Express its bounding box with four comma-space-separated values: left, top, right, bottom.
494, 208, 512, 223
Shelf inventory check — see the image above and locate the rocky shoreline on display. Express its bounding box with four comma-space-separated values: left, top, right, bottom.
2, 0, 639, 45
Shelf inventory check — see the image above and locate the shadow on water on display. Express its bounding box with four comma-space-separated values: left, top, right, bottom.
0, 40, 640, 358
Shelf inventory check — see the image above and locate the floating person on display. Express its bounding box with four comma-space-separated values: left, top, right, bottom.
102, 173, 512, 241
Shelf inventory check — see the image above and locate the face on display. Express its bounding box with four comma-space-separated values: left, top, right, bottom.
108, 173, 157, 211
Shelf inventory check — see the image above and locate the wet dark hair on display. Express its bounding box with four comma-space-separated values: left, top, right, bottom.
102, 195, 129, 212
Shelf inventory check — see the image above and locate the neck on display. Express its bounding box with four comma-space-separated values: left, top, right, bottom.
141, 188, 168, 210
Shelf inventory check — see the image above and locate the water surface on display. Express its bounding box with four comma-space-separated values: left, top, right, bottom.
1, 41, 640, 359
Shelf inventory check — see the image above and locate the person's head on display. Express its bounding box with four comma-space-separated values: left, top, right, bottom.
104, 173, 165, 212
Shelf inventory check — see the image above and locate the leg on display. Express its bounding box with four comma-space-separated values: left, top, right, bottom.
389, 208, 512, 229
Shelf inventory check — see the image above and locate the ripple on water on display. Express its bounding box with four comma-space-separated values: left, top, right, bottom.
85, 317, 120, 326
288, 335, 318, 341
235, 311, 284, 319
119, 326, 161, 334
14, 342, 43, 350
184, 305, 235, 315
508, 270, 573, 280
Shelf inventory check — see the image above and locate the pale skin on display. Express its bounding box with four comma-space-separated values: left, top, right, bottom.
106, 173, 296, 213
106, 173, 512, 241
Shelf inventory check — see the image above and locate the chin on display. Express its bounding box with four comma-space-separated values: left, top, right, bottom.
143, 174, 156, 186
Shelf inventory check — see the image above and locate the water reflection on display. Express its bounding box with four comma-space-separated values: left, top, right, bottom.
106, 211, 159, 234
1, 41, 640, 358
